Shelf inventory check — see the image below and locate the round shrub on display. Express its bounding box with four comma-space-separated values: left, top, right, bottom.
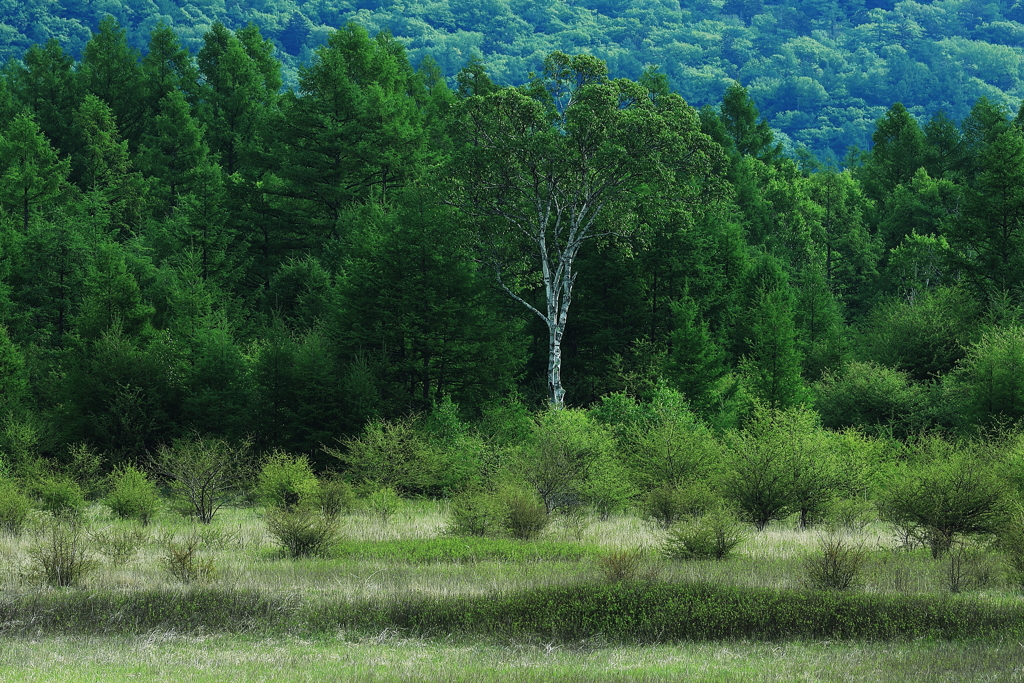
662, 506, 745, 561
643, 482, 717, 529
447, 487, 506, 537
318, 474, 356, 518
501, 487, 549, 540
33, 477, 86, 519
105, 464, 160, 525
265, 508, 340, 558
257, 451, 321, 512
0, 477, 31, 535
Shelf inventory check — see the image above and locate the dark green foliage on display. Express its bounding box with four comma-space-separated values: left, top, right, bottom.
502, 488, 549, 541
814, 361, 925, 437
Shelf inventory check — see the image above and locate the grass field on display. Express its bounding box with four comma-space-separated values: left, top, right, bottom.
2, 502, 1024, 681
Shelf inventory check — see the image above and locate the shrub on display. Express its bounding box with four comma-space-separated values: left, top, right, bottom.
366, 486, 402, 522
879, 452, 1009, 558
662, 506, 745, 561
29, 520, 97, 587
90, 523, 149, 564
153, 435, 252, 524
256, 451, 320, 512
597, 549, 645, 583
998, 506, 1024, 589
161, 532, 216, 583
447, 487, 506, 537
33, 477, 86, 519
803, 533, 867, 591
326, 416, 438, 495
0, 478, 31, 535
265, 508, 339, 558
319, 475, 356, 518
502, 488, 549, 540
105, 465, 160, 525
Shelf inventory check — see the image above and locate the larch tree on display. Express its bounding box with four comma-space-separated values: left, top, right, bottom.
447, 52, 719, 408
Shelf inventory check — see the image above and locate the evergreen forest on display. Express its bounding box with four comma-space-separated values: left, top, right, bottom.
1, 15, 1024, 481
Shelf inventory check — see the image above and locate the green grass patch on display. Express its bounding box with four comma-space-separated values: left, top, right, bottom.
330, 536, 605, 563
5, 580, 1024, 642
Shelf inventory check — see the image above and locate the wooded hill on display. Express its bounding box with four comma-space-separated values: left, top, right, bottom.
5, 1, 1024, 160
0, 18, 1024, 470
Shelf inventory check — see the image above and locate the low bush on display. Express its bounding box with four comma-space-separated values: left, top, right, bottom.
662, 506, 745, 561
365, 486, 402, 522
502, 487, 549, 540
597, 549, 646, 583
446, 487, 505, 537
265, 508, 339, 558
319, 475, 356, 517
161, 532, 216, 583
0, 477, 32, 535
29, 520, 97, 587
256, 451, 320, 512
90, 524, 149, 564
33, 477, 86, 519
643, 483, 717, 529
105, 465, 160, 525
803, 533, 867, 591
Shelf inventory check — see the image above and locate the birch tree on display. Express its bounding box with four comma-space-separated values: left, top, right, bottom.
448, 53, 718, 407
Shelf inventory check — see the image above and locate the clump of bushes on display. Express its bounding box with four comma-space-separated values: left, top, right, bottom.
256, 451, 321, 511
265, 508, 340, 558
105, 465, 160, 525
161, 532, 216, 583
447, 486, 549, 540
643, 482, 718, 529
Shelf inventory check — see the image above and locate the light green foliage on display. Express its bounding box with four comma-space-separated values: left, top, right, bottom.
519, 408, 618, 514
952, 325, 1024, 428
447, 486, 506, 537
662, 505, 745, 561
643, 482, 720, 529
105, 464, 160, 525
879, 449, 1010, 558
365, 486, 402, 523
33, 477, 86, 519
256, 451, 321, 512
723, 405, 835, 530
0, 477, 31, 535
500, 487, 549, 541
317, 475, 355, 518
330, 416, 447, 496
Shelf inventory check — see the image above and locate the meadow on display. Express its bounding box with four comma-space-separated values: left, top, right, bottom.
2, 500, 1023, 682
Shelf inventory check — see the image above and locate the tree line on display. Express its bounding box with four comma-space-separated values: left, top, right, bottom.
2, 19, 1024, 472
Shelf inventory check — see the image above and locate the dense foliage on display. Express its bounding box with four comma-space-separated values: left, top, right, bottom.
3, 18, 1024, 476
8, 1, 1024, 160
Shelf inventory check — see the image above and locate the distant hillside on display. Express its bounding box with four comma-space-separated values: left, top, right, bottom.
3, 0, 1024, 159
